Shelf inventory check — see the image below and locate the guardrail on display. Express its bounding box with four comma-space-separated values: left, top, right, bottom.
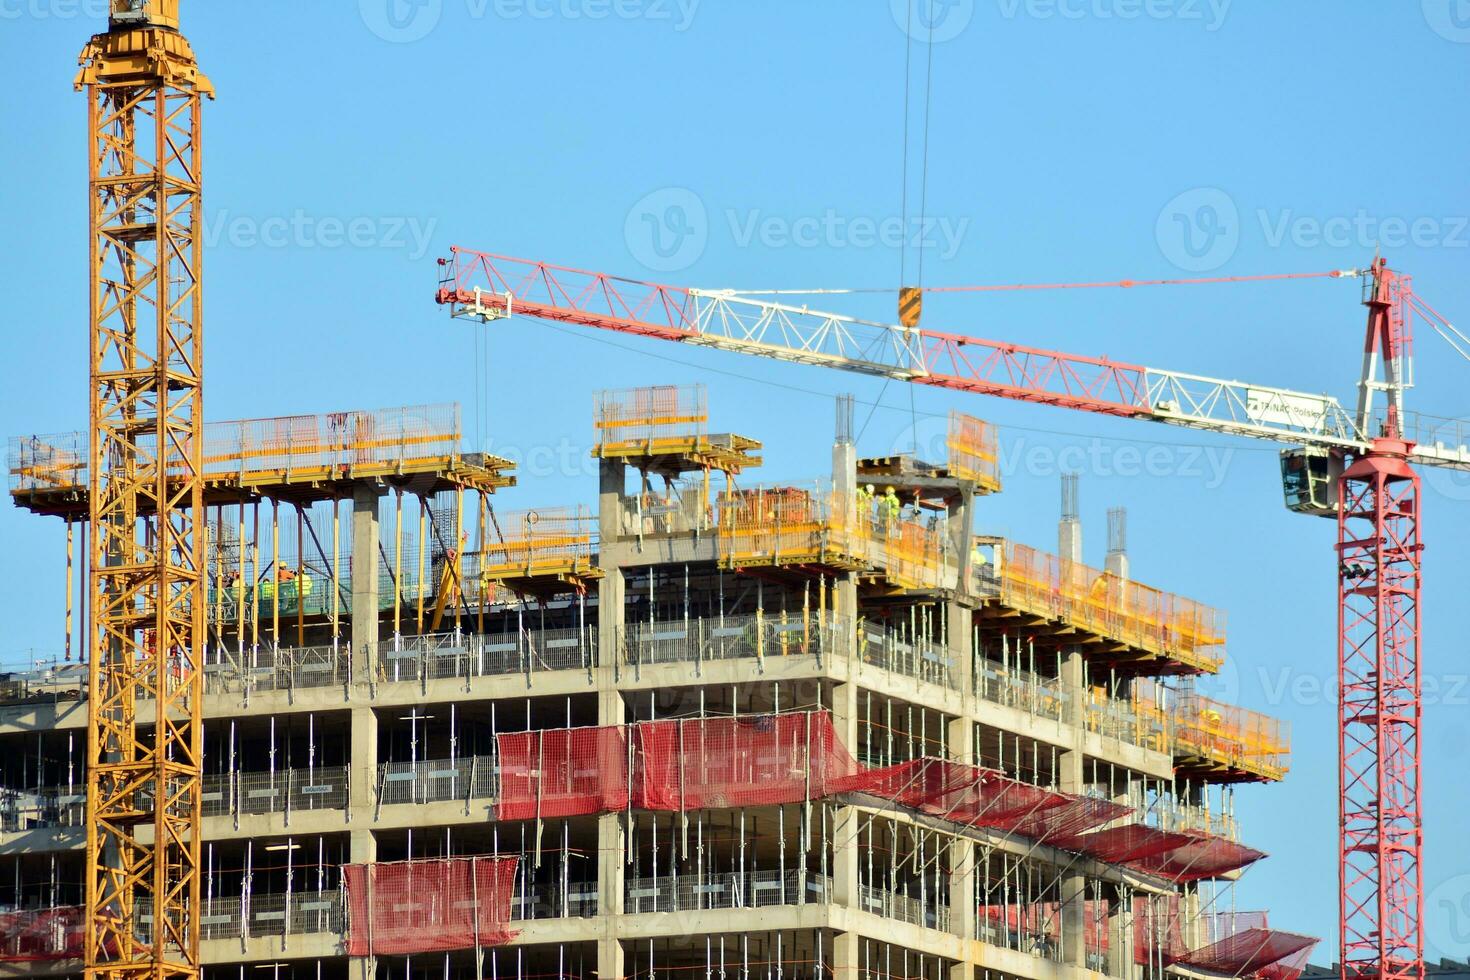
623, 870, 832, 914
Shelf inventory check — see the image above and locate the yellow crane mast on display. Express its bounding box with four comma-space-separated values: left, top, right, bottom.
75, 4, 211, 980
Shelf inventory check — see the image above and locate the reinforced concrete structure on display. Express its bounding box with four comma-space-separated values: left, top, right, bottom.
0, 387, 1312, 980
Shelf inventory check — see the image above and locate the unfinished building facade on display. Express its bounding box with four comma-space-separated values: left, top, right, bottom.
0, 386, 1311, 980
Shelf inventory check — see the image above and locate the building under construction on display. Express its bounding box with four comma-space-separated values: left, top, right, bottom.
0, 383, 1315, 980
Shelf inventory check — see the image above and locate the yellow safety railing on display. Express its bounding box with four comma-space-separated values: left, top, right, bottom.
479, 505, 597, 581
997, 542, 1226, 670
1133, 680, 1290, 781
946, 410, 1002, 493
715, 486, 954, 589
9, 404, 465, 492
593, 384, 707, 454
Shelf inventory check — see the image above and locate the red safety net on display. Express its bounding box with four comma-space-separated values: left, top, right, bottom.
0, 907, 84, 962
1126, 832, 1266, 881
1180, 920, 1318, 977
497, 725, 629, 821
1065, 824, 1199, 864
1256, 942, 1317, 980
1134, 894, 1188, 964
477, 715, 1258, 886
978, 900, 1111, 953
633, 711, 857, 811
344, 856, 518, 955
1008, 795, 1133, 845
834, 757, 1102, 836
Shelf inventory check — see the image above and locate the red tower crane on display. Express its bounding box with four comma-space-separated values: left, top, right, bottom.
436, 247, 1470, 980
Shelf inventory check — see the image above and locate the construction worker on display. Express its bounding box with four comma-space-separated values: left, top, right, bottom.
297, 567, 314, 605
856, 483, 875, 515
879, 486, 901, 531
277, 565, 298, 604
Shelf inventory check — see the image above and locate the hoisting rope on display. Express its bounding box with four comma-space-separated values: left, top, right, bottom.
723, 268, 1363, 298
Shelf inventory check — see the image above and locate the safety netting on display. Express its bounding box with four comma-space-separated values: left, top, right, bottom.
486, 712, 1260, 887
839, 758, 1079, 831
1134, 903, 1319, 979
1007, 794, 1133, 845
496, 725, 629, 821
343, 856, 518, 956
1135, 894, 1188, 964
1125, 831, 1267, 881
978, 900, 1110, 955
0, 906, 85, 961
633, 712, 858, 811
1064, 824, 1203, 868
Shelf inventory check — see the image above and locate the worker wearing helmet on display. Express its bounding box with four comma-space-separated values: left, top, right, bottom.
856, 483, 875, 519
879, 486, 901, 532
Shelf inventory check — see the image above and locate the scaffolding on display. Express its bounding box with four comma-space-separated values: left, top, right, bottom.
9, 404, 514, 517
945, 411, 1002, 494
715, 486, 954, 590
1135, 680, 1292, 782
989, 541, 1227, 673
593, 385, 761, 474
477, 506, 600, 593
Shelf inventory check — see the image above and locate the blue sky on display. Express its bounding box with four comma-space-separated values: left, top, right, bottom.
2, 0, 1468, 956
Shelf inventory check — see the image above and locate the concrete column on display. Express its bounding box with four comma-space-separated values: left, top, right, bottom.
596, 813, 625, 920
832, 440, 856, 501
946, 600, 973, 703
599, 457, 627, 544
597, 937, 624, 980
598, 458, 628, 685
832, 804, 861, 910
949, 490, 974, 595
832, 680, 859, 753
1108, 890, 1137, 980
351, 484, 382, 686
831, 930, 860, 980
946, 711, 976, 944
349, 706, 378, 833
1059, 648, 1088, 968
833, 572, 859, 664
599, 568, 626, 684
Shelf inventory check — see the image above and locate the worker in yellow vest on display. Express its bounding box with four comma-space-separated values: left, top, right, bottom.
879, 486, 901, 532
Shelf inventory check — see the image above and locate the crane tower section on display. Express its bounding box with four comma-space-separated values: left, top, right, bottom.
75, 4, 211, 980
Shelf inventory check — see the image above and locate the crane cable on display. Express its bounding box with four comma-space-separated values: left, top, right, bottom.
867, 1, 941, 447
722, 269, 1361, 297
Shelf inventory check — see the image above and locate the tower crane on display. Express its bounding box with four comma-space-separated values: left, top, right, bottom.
76, 4, 210, 980
437, 246, 1470, 980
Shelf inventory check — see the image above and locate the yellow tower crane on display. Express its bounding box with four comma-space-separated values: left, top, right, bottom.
75, 4, 211, 980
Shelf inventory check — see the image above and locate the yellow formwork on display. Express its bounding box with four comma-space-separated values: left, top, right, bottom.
715, 487, 953, 590
9, 405, 513, 516
1134, 679, 1291, 782
946, 410, 1002, 494
479, 505, 600, 587
594, 384, 705, 448
996, 542, 1226, 672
